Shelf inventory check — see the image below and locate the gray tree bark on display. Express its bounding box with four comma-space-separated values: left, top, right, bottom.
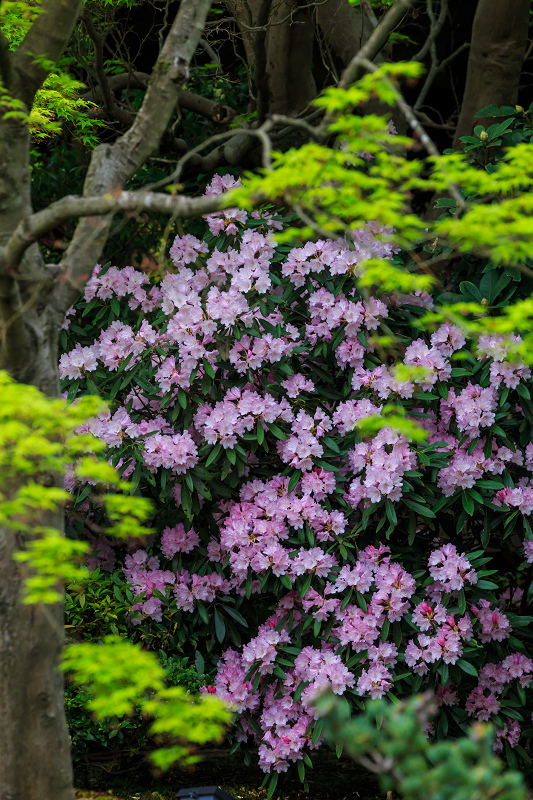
453, 0, 530, 147
0, 1, 215, 798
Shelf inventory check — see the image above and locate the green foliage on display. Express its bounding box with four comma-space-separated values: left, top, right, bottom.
0, 1, 102, 144
63, 636, 230, 770
0, 0, 42, 44
235, 63, 430, 293
317, 692, 526, 800
236, 64, 533, 371
0, 370, 152, 603
29, 68, 102, 144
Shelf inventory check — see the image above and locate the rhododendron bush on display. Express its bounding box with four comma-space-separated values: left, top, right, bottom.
61, 175, 533, 781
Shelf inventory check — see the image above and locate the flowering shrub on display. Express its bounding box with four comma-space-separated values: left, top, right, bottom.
61, 175, 533, 786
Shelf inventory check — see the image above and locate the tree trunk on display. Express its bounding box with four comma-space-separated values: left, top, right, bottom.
0, 119, 73, 800
315, 0, 375, 66
453, 0, 530, 147
0, 1, 213, 797
225, 0, 316, 117
265, 0, 316, 115
0, 514, 74, 800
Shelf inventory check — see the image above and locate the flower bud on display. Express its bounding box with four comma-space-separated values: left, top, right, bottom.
515, 105, 524, 113
479, 131, 489, 142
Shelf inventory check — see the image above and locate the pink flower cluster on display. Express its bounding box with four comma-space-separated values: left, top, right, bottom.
345, 427, 417, 505
195, 390, 292, 449
210, 607, 354, 773
466, 652, 533, 740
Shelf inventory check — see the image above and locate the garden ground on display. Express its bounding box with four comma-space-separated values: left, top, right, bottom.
75, 753, 383, 800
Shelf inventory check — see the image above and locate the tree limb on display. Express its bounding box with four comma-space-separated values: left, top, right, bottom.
0, 190, 231, 277
82, 72, 237, 125
337, 0, 416, 90
411, 0, 448, 63
81, 10, 133, 126
54, 0, 213, 318
353, 56, 466, 209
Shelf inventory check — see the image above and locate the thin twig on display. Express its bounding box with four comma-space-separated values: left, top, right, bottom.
352, 56, 466, 209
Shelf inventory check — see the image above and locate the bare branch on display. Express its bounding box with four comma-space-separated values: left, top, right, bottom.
198, 37, 221, 66
269, 113, 327, 141
178, 90, 237, 124
55, 0, 213, 316
1, 191, 231, 277
353, 56, 466, 209
146, 124, 274, 191
337, 0, 416, 89
414, 41, 470, 112
411, 0, 448, 62
360, 0, 378, 28
82, 71, 237, 125
81, 10, 133, 125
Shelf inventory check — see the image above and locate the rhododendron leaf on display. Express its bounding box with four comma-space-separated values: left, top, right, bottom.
403, 499, 435, 518
491, 424, 507, 438
213, 609, 225, 643
466, 437, 480, 456
245, 573, 253, 599
67, 378, 80, 402
287, 470, 301, 494
194, 650, 204, 676
476, 479, 503, 490
313, 459, 339, 471
266, 772, 278, 799
461, 492, 475, 516
266, 422, 288, 440
517, 684, 527, 706
385, 499, 398, 527
196, 602, 209, 625
205, 443, 222, 468
277, 574, 291, 591
503, 708, 525, 722
311, 718, 324, 747
437, 709, 449, 739
438, 663, 449, 687
457, 659, 478, 677
300, 573, 313, 598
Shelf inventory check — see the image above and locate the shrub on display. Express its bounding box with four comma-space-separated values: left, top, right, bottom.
317, 691, 527, 800
61, 173, 533, 788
